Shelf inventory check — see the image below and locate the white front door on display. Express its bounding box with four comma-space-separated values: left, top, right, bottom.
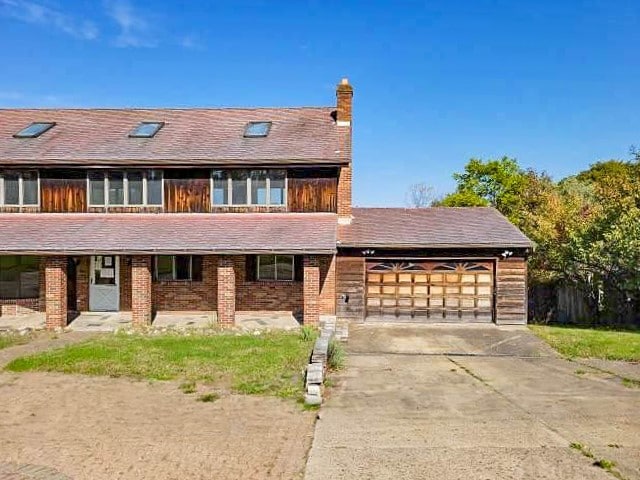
89, 255, 120, 311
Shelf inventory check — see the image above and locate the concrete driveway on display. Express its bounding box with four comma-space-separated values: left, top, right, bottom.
305, 324, 640, 480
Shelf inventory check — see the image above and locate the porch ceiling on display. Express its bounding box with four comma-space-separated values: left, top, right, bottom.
0, 213, 337, 255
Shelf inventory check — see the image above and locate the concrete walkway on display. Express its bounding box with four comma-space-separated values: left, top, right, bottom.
305, 324, 640, 480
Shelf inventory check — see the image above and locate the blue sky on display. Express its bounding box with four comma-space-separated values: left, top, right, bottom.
1, 0, 639, 206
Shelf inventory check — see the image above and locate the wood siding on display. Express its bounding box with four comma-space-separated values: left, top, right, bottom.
495, 257, 527, 324
335, 256, 365, 319
165, 178, 211, 213
288, 168, 338, 213
41, 170, 87, 213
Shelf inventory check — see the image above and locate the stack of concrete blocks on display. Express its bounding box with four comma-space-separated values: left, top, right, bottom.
304, 317, 336, 405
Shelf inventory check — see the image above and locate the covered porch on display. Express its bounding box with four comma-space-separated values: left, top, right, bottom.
0, 213, 338, 330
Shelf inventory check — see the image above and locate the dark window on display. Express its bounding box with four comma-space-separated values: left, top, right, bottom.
257, 255, 294, 281
244, 122, 271, 138
127, 171, 144, 205
108, 171, 125, 205
14, 122, 55, 138
231, 170, 248, 205
147, 170, 163, 205
88, 172, 105, 205
154, 255, 202, 281
250, 170, 268, 205
3, 173, 19, 205
1, 171, 39, 206
212, 169, 286, 206
0, 256, 40, 299
129, 122, 164, 138
212, 170, 228, 205
89, 170, 163, 206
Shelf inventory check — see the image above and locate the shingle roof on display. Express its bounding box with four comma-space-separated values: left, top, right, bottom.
0, 107, 350, 167
0, 213, 337, 254
338, 207, 533, 249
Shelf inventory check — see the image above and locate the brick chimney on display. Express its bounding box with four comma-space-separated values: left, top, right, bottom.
336, 77, 353, 126
336, 78, 353, 223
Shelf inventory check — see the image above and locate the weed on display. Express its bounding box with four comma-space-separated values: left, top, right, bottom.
575, 369, 587, 375
300, 325, 317, 342
607, 444, 621, 448
593, 458, 616, 470
570, 441, 594, 458
197, 393, 220, 403
621, 377, 640, 388
327, 339, 345, 370
179, 380, 197, 394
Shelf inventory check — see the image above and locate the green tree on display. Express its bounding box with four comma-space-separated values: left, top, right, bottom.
435, 157, 527, 221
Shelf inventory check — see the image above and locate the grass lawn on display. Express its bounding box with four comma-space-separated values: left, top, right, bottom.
530, 325, 640, 361
6, 331, 315, 398
0, 334, 30, 350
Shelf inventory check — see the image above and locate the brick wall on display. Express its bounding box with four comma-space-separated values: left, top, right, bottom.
153, 256, 217, 311
76, 257, 89, 311
303, 256, 320, 325
44, 256, 67, 329
217, 256, 236, 327
233, 255, 303, 316
319, 255, 336, 315
120, 258, 132, 311
131, 255, 152, 326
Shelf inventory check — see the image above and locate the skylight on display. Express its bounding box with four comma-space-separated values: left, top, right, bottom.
129, 122, 164, 138
14, 122, 56, 138
244, 122, 271, 138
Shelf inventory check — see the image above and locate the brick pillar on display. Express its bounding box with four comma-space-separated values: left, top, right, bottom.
131, 255, 152, 326
45, 256, 67, 330
303, 256, 320, 326
217, 256, 236, 327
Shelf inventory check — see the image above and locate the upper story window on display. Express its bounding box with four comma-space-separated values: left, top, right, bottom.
0, 171, 39, 206
244, 122, 271, 138
129, 122, 164, 138
88, 170, 163, 207
211, 169, 286, 206
14, 122, 55, 138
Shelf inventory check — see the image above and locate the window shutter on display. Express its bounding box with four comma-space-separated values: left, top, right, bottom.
192, 256, 203, 281
245, 255, 257, 281
294, 255, 304, 282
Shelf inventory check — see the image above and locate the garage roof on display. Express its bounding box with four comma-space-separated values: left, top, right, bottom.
338, 207, 533, 249
0, 213, 337, 254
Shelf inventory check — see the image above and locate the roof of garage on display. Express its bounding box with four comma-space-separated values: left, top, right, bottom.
338, 207, 533, 249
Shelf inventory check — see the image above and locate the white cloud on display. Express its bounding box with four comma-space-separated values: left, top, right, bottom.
0, 0, 98, 40
103, 0, 156, 48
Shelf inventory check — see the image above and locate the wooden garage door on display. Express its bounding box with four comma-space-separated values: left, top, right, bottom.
365, 261, 494, 322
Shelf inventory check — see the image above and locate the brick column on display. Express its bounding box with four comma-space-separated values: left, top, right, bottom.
217, 256, 236, 327
131, 255, 152, 326
303, 255, 320, 326
45, 256, 67, 330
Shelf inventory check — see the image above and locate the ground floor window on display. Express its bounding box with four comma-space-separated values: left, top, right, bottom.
256, 255, 295, 281
154, 255, 202, 281
0, 256, 39, 298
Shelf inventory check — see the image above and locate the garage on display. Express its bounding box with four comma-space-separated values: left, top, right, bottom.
365, 260, 494, 322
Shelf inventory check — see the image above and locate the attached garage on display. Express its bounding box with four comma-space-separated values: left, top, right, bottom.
365, 260, 493, 322
336, 207, 533, 325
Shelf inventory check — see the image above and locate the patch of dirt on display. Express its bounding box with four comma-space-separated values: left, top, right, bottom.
0, 372, 316, 479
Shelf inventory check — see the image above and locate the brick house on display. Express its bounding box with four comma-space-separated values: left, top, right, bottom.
0, 79, 532, 329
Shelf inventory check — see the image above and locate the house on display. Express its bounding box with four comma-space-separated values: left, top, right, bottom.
0, 79, 532, 330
